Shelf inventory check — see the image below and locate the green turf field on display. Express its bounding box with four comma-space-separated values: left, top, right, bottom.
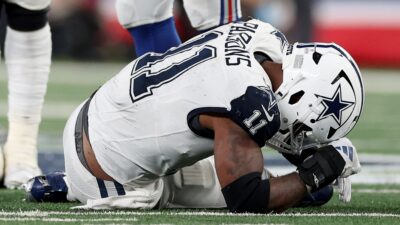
1, 62, 400, 223
0, 184, 399, 224
1, 61, 399, 154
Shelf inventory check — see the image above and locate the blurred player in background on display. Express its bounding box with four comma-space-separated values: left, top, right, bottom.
116, 0, 241, 57
25, 19, 363, 212
0, 0, 51, 189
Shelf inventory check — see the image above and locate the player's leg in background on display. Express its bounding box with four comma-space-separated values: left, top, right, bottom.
3, 0, 51, 189
115, 0, 181, 57
182, 0, 242, 32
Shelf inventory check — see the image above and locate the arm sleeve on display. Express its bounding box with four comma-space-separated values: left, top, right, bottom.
222, 172, 270, 213
227, 86, 281, 147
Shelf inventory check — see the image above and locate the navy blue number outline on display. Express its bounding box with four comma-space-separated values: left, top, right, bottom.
129, 31, 221, 103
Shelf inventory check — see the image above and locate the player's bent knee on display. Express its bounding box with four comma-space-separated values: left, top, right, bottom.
167, 158, 226, 208
173, 158, 216, 189
5, 3, 48, 31
222, 172, 271, 213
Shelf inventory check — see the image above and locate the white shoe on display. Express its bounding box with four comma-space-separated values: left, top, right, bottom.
4, 165, 42, 189
3, 138, 41, 189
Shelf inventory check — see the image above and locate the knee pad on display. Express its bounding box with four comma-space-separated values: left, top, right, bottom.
5, 3, 48, 31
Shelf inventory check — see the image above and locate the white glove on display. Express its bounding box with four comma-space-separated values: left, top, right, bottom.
329, 137, 360, 203
337, 177, 351, 203
329, 137, 361, 178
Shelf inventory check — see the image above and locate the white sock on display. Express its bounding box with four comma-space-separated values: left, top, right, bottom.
4, 24, 51, 169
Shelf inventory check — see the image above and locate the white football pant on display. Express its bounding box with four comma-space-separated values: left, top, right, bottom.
63, 103, 226, 209
116, 0, 242, 31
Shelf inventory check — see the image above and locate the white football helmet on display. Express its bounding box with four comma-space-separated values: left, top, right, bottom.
267, 42, 365, 154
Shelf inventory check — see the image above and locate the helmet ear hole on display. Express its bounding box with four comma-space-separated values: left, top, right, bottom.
289, 90, 305, 105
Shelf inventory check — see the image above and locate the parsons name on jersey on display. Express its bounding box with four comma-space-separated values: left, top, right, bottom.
225, 21, 259, 67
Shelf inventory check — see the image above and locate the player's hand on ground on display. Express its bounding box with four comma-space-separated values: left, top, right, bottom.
329, 137, 361, 178
329, 137, 360, 203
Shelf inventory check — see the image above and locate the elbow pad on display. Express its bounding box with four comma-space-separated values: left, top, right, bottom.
221, 172, 270, 213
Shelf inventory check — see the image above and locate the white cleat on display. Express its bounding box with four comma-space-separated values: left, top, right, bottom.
1, 119, 43, 189
4, 166, 42, 189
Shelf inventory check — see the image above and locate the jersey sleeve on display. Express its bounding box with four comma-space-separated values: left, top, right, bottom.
249, 19, 288, 64
227, 86, 281, 147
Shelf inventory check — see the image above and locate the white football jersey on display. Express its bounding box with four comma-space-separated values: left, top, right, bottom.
87, 19, 285, 184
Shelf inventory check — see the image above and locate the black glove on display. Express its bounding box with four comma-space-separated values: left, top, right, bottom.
282, 147, 317, 166
297, 145, 345, 192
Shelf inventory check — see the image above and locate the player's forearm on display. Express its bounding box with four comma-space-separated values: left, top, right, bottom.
203, 115, 264, 187
268, 172, 307, 212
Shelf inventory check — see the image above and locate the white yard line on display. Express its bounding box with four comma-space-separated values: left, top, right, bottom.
265, 153, 400, 184
268, 165, 400, 184
0, 210, 399, 218
361, 70, 400, 94
0, 102, 78, 119
359, 154, 400, 163
0, 61, 120, 85
222, 224, 288, 225
0, 217, 138, 222
354, 189, 400, 194
277, 213, 400, 218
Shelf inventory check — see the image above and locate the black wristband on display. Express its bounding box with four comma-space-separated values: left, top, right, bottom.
297, 145, 345, 192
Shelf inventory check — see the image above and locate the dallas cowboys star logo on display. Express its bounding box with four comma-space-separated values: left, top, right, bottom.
271, 30, 288, 50
315, 85, 354, 126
